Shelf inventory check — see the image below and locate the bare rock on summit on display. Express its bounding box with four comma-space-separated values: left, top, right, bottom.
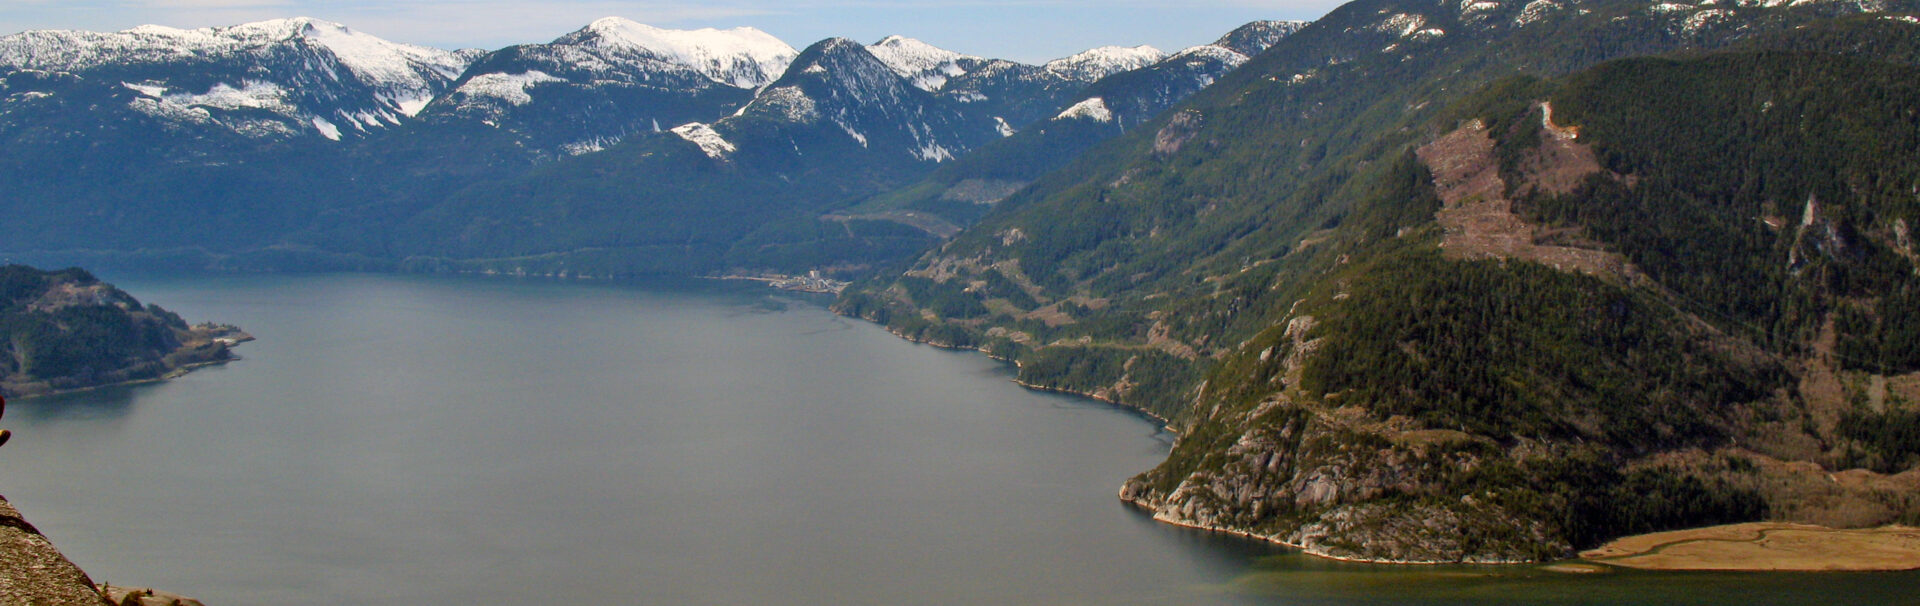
0, 496, 112, 606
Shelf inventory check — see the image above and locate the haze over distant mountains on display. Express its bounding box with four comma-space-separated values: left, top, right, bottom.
8, 0, 1920, 570
0, 15, 1302, 275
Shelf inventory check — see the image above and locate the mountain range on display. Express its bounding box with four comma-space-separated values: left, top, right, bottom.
0, 17, 1298, 276
8, 0, 1920, 565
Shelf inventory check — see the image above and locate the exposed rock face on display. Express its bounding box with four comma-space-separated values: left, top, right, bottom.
1119, 405, 1568, 563
1415, 117, 1635, 280
1151, 110, 1203, 158
1118, 318, 1563, 563
0, 497, 112, 606
99, 585, 204, 606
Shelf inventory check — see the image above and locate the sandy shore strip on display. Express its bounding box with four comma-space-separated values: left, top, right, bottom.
1580, 522, 1920, 571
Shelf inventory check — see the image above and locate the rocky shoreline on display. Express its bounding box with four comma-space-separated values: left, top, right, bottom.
1, 324, 253, 400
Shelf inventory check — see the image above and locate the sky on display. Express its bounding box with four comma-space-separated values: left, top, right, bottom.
0, 0, 1345, 64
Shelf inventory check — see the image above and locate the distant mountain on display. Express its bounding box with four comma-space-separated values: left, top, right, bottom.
0, 18, 485, 259
843, 20, 1309, 226
837, 0, 1920, 563
0, 15, 1267, 277
388, 35, 1028, 275
416, 18, 795, 157
0, 17, 476, 141
1042, 45, 1168, 81
0, 265, 247, 398
363, 29, 1243, 277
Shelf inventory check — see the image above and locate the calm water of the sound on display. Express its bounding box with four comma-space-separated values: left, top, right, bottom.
2, 273, 1915, 605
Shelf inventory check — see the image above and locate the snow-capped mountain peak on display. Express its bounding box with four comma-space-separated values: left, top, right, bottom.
1, 17, 469, 85
564, 17, 796, 88
867, 35, 979, 91
760, 37, 914, 109
1043, 45, 1167, 81
733, 36, 980, 162
0, 16, 474, 124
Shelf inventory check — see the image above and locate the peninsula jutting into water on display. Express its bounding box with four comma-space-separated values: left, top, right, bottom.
4, 274, 1918, 605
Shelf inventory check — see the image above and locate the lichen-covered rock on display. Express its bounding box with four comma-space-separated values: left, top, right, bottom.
0, 497, 112, 606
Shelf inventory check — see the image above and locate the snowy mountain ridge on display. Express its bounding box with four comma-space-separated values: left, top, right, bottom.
1043, 45, 1168, 81
867, 35, 978, 91
555, 17, 796, 89
0, 14, 1250, 157
0, 17, 473, 118
742, 36, 964, 156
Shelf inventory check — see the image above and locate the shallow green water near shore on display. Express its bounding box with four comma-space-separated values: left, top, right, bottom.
0, 273, 1914, 604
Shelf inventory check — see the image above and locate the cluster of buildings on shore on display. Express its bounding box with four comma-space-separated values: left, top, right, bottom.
769, 270, 849, 294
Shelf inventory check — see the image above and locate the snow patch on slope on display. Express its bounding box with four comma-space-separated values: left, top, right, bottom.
915, 143, 955, 162
868, 35, 973, 91
1170, 44, 1251, 69
168, 81, 291, 112
1373, 14, 1430, 37
121, 82, 166, 97
748, 86, 821, 122
311, 116, 342, 141
455, 71, 565, 106
671, 122, 735, 159
1056, 97, 1114, 122
1680, 8, 1735, 32
1515, 0, 1565, 25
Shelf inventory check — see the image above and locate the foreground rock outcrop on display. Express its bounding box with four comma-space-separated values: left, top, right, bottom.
0, 497, 203, 606
0, 496, 111, 605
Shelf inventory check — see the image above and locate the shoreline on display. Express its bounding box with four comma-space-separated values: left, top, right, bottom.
4, 356, 241, 401
4, 331, 252, 400
867, 319, 1178, 429
714, 273, 849, 294
840, 296, 1920, 573
1118, 497, 1535, 565
1578, 522, 1920, 571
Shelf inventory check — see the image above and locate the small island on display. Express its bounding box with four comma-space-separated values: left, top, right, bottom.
0, 265, 250, 398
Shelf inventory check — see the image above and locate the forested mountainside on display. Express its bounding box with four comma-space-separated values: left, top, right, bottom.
836, 0, 1920, 561
0, 18, 1288, 277
844, 20, 1308, 228
0, 265, 247, 397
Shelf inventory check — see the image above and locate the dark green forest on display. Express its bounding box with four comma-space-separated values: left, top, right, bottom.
0, 265, 234, 396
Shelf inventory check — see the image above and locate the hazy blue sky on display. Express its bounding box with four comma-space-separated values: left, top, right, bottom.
0, 1, 1343, 64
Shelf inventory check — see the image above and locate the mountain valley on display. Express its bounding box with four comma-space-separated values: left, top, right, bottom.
4, 0, 1920, 575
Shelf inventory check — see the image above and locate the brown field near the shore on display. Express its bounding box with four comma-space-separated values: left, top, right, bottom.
1580, 523, 1920, 571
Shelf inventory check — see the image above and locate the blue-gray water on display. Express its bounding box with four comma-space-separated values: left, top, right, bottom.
1, 273, 1917, 605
